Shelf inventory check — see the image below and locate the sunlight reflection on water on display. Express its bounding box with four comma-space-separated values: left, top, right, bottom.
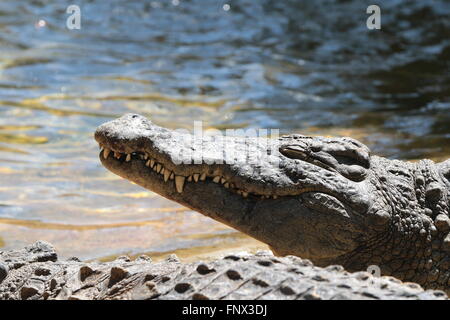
0, 0, 448, 260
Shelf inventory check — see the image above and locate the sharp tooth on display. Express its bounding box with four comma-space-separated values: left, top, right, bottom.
273, 195, 278, 199
170, 172, 175, 180
213, 176, 221, 183
146, 160, 151, 167
164, 170, 171, 182
160, 168, 165, 175
103, 148, 111, 159
126, 154, 131, 162
187, 175, 192, 182
144, 154, 149, 160
156, 164, 161, 173
220, 177, 226, 184
200, 173, 206, 181
150, 159, 155, 168
175, 176, 185, 193
193, 174, 200, 182
224, 183, 229, 188
242, 192, 248, 198
114, 152, 121, 159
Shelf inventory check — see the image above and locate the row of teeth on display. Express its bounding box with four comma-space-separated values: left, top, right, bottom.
101, 147, 278, 199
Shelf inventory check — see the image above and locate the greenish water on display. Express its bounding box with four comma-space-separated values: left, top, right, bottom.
0, 0, 449, 260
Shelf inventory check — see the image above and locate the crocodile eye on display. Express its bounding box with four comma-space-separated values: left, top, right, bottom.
279, 136, 371, 182
329, 152, 369, 169
279, 146, 308, 160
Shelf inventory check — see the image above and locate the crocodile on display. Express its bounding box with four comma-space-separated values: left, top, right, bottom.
94, 114, 450, 293
0, 241, 447, 300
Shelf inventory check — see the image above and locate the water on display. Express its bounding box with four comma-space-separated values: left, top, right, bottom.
0, 0, 449, 261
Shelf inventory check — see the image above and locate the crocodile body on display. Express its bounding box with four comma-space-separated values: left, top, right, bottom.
0, 241, 447, 300
95, 114, 450, 292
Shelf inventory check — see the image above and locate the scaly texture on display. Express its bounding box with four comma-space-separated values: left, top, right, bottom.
95, 114, 450, 292
0, 242, 447, 300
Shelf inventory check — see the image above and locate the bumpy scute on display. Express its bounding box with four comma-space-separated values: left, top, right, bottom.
0, 242, 447, 300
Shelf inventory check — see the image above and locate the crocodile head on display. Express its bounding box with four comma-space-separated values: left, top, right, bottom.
95, 114, 450, 291
95, 114, 379, 262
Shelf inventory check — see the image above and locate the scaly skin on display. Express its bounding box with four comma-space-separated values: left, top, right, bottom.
95, 114, 450, 292
0, 241, 447, 300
